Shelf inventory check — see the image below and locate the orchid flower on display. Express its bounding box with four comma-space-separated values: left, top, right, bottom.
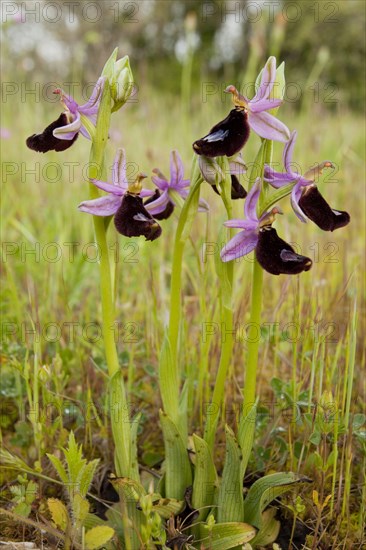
225, 56, 290, 143
79, 149, 161, 241
26, 77, 105, 153
144, 150, 209, 219
221, 178, 312, 275
264, 130, 350, 231
198, 153, 247, 199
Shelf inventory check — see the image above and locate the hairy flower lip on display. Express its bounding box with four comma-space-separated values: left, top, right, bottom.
26, 113, 79, 153
114, 193, 162, 241
256, 227, 313, 275
192, 109, 250, 158
298, 186, 350, 232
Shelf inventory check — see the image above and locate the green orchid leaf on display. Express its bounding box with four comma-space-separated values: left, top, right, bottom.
250, 507, 280, 547
244, 472, 312, 529
217, 425, 244, 523
238, 403, 257, 481
192, 434, 217, 525
159, 333, 179, 426
109, 371, 132, 479
159, 410, 192, 500
200, 521, 256, 549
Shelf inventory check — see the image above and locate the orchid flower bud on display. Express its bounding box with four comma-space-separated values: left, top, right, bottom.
102, 48, 134, 112
110, 55, 134, 112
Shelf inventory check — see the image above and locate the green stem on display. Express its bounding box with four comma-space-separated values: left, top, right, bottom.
242, 259, 264, 412
91, 214, 120, 378
243, 140, 273, 412
87, 83, 119, 379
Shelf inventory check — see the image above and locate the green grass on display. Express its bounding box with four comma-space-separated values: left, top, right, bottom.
1, 86, 365, 549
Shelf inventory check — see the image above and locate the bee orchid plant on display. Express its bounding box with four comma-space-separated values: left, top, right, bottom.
25, 51, 350, 549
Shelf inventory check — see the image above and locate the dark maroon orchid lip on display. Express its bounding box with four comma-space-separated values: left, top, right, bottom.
255, 226, 313, 275
299, 186, 350, 232
114, 193, 162, 241
192, 109, 250, 158
26, 113, 78, 153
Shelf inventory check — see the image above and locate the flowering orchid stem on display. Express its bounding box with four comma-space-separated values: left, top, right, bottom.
88, 81, 133, 486
243, 140, 272, 412
88, 83, 119, 379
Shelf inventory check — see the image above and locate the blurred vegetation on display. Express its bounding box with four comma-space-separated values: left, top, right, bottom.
2, 0, 365, 110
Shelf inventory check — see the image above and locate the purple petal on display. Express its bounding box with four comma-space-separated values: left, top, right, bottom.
174, 178, 190, 189
79, 126, 92, 140
90, 177, 152, 199
79, 77, 105, 115
61, 95, 79, 114
249, 98, 282, 113
78, 194, 121, 216
251, 56, 276, 104
248, 111, 290, 142
291, 184, 307, 222
224, 219, 257, 230
151, 169, 169, 191
264, 168, 298, 188
144, 190, 170, 215
244, 178, 261, 222
112, 148, 128, 189
170, 150, 185, 187
220, 230, 258, 262
90, 178, 124, 196
80, 111, 98, 125
283, 130, 297, 172
140, 188, 155, 198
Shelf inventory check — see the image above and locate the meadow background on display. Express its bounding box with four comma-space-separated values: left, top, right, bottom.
1, 0, 365, 548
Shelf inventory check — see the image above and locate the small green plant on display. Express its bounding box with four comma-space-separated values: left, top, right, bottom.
46, 431, 114, 550
9, 474, 38, 518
